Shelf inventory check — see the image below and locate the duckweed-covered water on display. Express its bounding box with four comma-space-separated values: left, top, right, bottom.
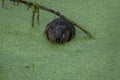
0, 0, 120, 80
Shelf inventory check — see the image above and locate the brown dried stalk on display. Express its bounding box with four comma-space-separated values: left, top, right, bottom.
4, 0, 93, 38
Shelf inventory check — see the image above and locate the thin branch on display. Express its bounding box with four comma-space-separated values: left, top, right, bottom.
31, 6, 37, 27
9, 0, 92, 38
37, 8, 40, 26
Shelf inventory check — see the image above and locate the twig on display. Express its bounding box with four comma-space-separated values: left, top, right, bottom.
31, 6, 37, 27
9, 0, 92, 38
37, 8, 40, 26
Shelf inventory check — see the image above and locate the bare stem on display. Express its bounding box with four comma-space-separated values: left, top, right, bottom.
9, 0, 92, 38
32, 6, 36, 27
37, 8, 40, 26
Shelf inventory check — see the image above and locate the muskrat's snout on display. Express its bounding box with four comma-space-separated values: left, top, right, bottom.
45, 17, 75, 43
54, 26, 64, 42
55, 32, 62, 43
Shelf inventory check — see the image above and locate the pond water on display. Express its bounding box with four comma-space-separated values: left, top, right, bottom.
0, 0, 120, 80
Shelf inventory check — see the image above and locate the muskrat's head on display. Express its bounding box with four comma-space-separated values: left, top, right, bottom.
45, 18, 75, 43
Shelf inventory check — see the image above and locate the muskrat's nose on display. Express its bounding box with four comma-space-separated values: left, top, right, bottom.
56, 37, 60, 43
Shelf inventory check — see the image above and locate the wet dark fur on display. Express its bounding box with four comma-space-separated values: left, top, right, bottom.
45, 18, 75, 43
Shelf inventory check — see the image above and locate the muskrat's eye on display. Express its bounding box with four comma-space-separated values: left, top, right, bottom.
45, 18, 75, 43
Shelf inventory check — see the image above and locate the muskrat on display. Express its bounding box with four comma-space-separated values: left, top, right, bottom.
45, 18, 75, 43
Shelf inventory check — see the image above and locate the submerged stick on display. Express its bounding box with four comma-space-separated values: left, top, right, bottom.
31, 6, 36, 27
37, 8, 40, 26
2, 0, 5, 6
9, 0, 92, 38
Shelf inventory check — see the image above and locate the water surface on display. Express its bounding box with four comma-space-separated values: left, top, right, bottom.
0, 0, 120, 80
